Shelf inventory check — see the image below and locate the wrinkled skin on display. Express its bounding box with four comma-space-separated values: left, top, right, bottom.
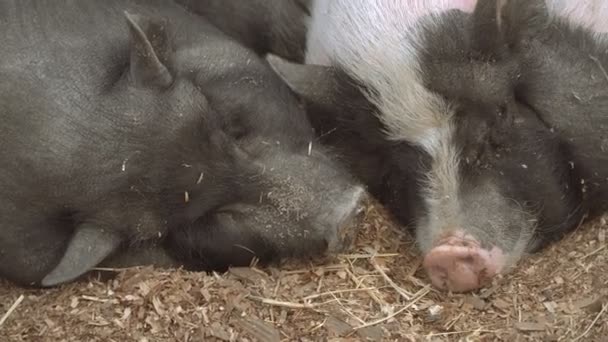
0, 0, 364, 288
174, 0, 311, 62
267, 0, 607, 292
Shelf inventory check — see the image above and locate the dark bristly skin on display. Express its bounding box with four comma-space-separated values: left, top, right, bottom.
0, 0, 365, 288
501, 0, 608, 218
267, 0, 607, 292
174, 0, 311, 62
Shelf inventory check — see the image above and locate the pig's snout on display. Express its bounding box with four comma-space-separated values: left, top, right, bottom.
422, 232, 506, 293
323, 186, 368, 252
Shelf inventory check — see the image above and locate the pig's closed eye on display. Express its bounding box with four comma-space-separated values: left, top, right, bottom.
513, 88, 554, 131
232, 127, 249, 140
221, 116, 249, 140
215, 203, 257, 217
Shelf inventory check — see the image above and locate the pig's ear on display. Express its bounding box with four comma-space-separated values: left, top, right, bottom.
498, 0, 550, 47
266, 54, 368, 113
266, 54, 341, 108
470, 0, 506, 56
41, 225, 122, 287
470, 0, 549, 55
124, 11, 173, 89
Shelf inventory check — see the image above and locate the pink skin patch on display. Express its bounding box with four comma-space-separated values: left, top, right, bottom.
422, 232, 506, 293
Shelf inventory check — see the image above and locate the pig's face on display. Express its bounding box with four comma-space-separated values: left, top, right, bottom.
169, 143, 367, 271
411, 0, 589, 291
170, 129, 366, 271
415, 73, 584, 290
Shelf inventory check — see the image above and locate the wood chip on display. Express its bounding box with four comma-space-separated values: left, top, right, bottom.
465, 296, 487, 311
514, 322, 545, 332
541, 289, 554, 301
70, 296, 79, 309
151, 296, 165, 316
229, 267, 268, 284
543, 301, 557, 314
493, 298, 511, 311
479, 285, 497, 299
206, 322, 232, 341
428, 304, 444, 320
545, 334, 559, 341
357, 325, 385, 341
237, 318, 280, 342
44, 318, 55, 328
574, 295, 607, 313
324, 316, 353, 336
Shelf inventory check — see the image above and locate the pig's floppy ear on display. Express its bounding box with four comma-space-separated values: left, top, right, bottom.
497, 0, 551, 47
266, 54, 369, 113
266, 54, 341, 108
124, 11, 173, 89
41, 225, 122, 287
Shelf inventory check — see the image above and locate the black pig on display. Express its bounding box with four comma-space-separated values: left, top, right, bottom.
0, 0, 365, 287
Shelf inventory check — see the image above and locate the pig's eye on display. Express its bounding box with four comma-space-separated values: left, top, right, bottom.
220, 114, 250, 141
230, 126, 249, 140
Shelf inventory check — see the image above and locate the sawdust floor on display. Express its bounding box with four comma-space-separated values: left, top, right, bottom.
1, 202, 606, 341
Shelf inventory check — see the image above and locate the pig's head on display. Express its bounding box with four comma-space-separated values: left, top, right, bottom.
40, 10, 365, 287
138, 10, 368, 269
267, 0, 586, 292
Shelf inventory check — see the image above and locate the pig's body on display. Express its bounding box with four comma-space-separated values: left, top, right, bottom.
0, 0, 364, 287
512, 1, 608, 219
268, 0, 608, 292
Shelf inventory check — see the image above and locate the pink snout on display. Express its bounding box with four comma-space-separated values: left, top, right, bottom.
423, 232, 506, 293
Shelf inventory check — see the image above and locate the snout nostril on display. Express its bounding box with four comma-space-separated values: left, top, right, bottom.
423, 234, 507, 293
432, 266, 447, 278
461, 255, 475, 264
428, 266, 449, 290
